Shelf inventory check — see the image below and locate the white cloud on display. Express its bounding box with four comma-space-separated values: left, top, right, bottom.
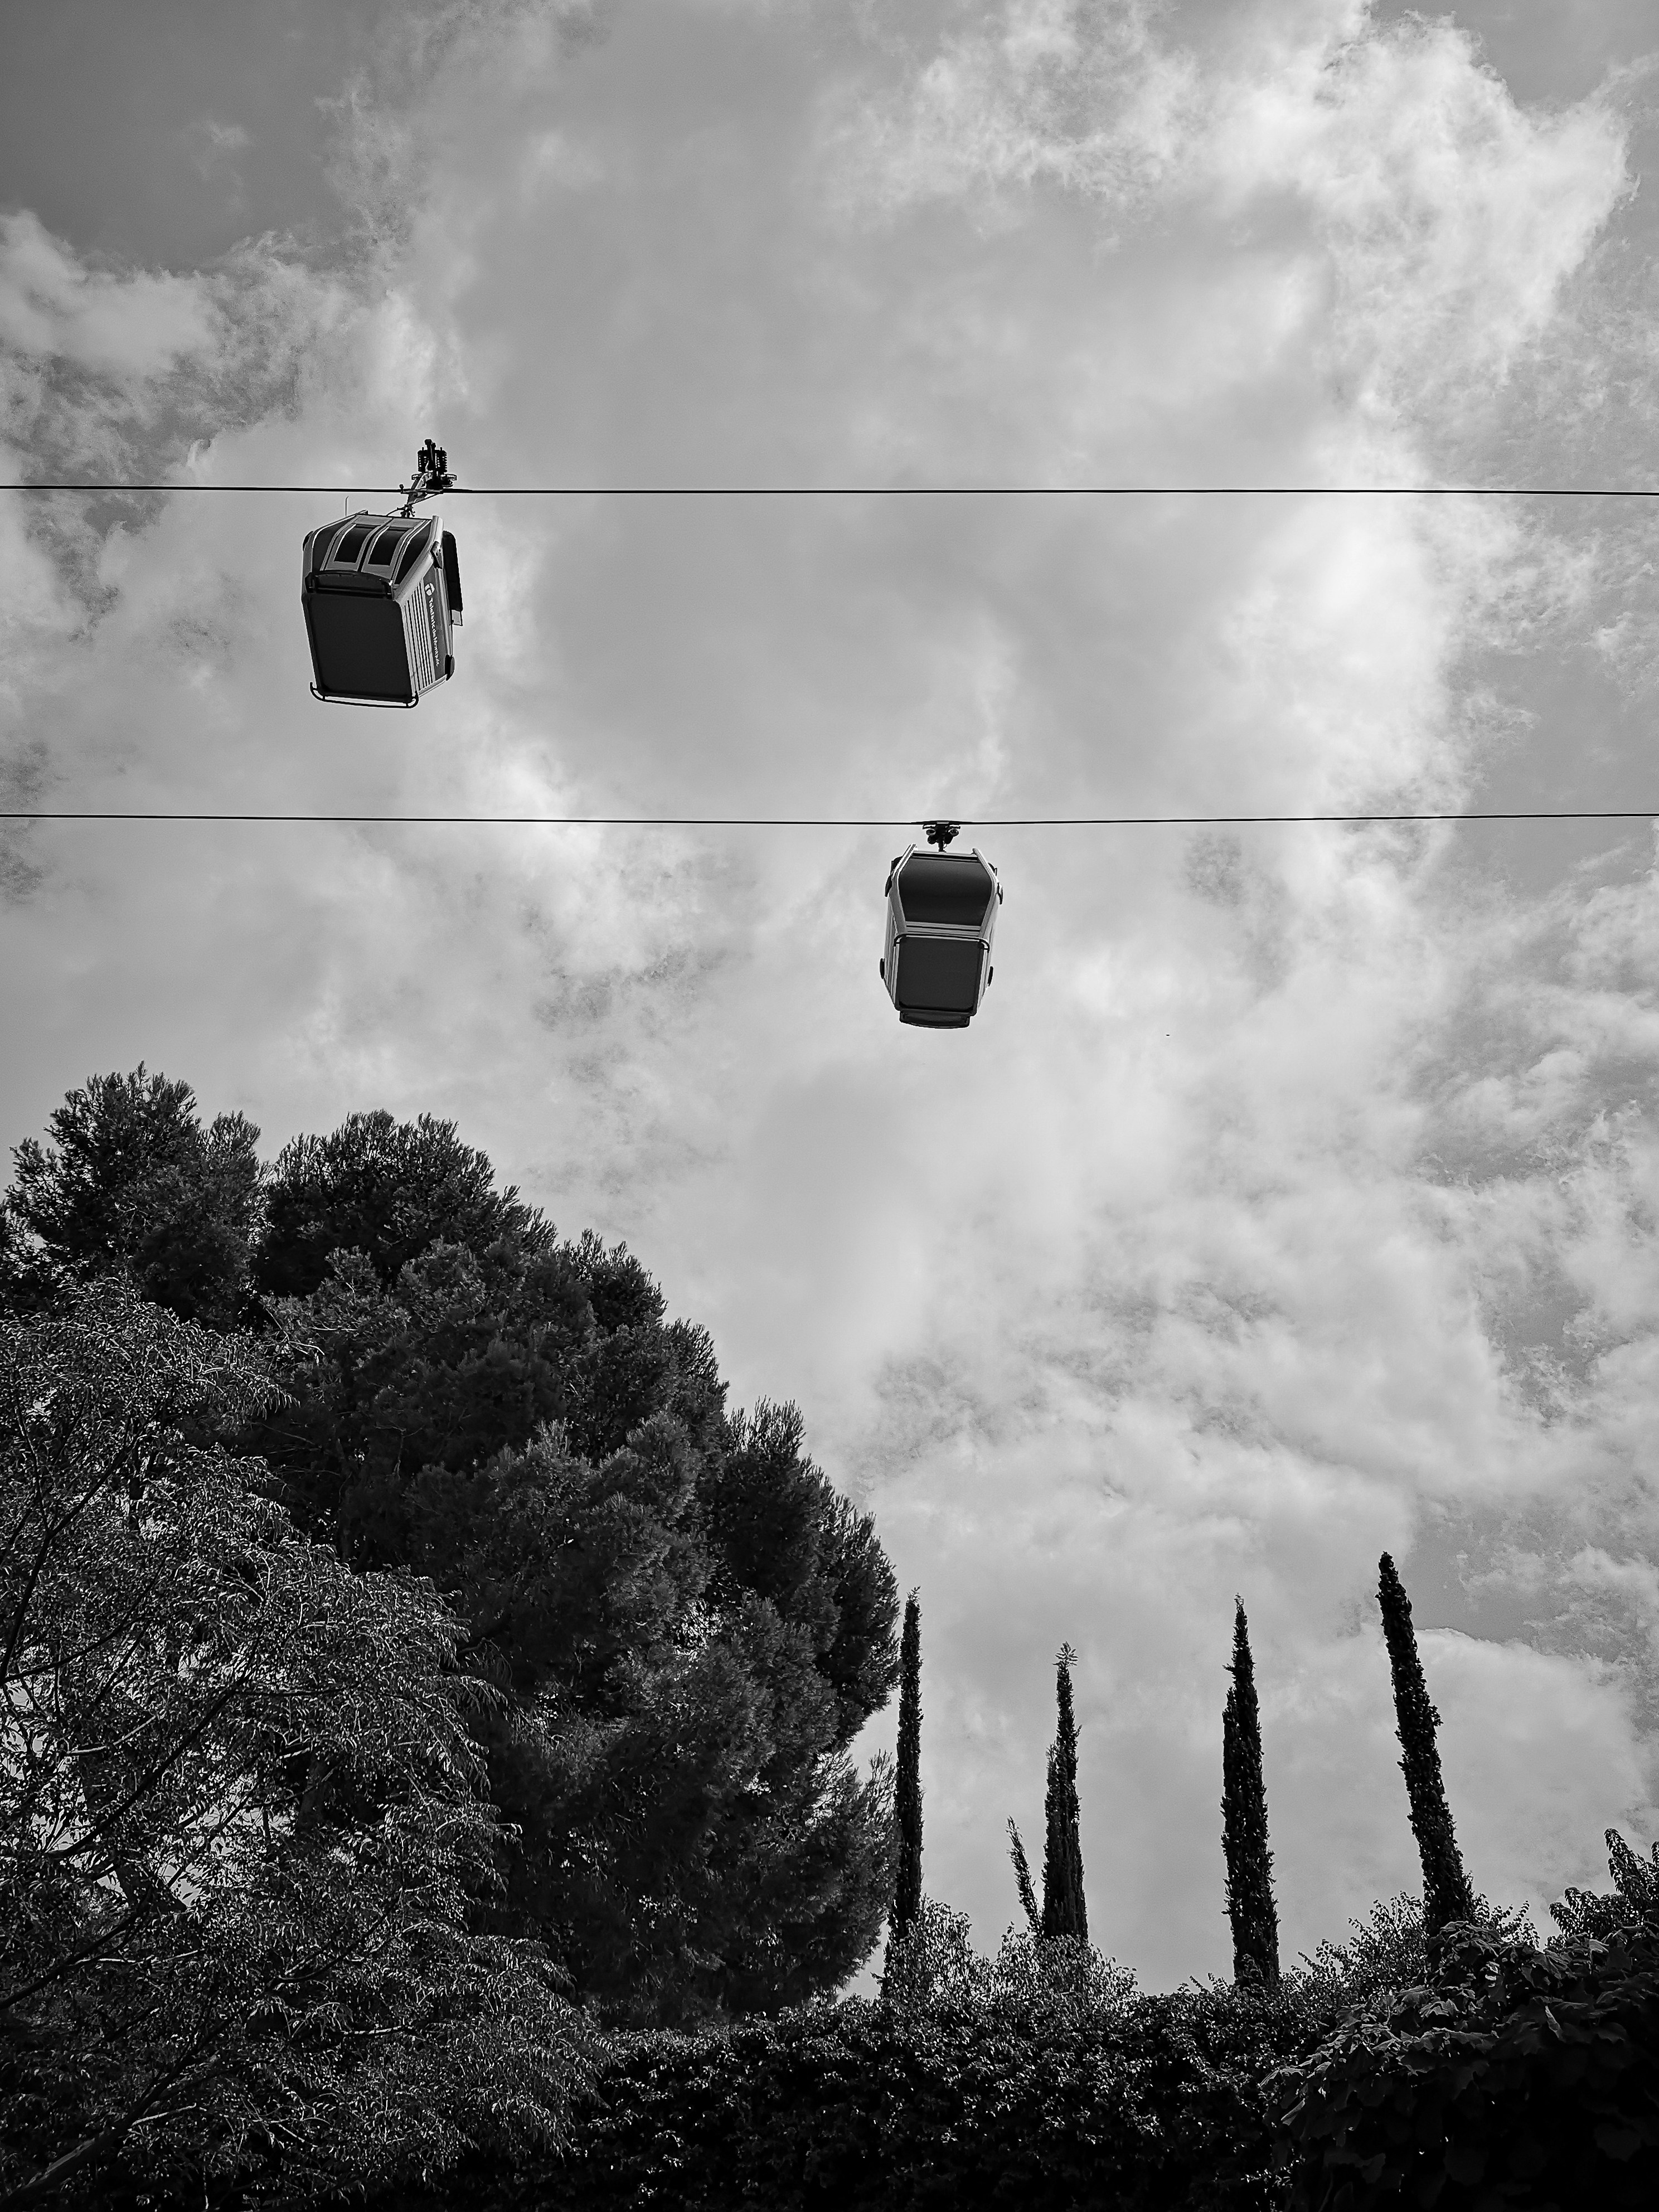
821, 0, 1197, 218
3, 0, 1656, 1995
0, 211, 221, 381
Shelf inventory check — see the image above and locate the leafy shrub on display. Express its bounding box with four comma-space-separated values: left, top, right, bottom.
1292, 1890, 1532, 2018
1550, 1827, 1659, 1942
1292, 1894, 1430, 2015
1274, 1918, 1659, 2210
976, 1926, 1141, 2026
879, 1895, 988, 2014
329, 1968, 1327, 2212
881, 1898, 1137, 2027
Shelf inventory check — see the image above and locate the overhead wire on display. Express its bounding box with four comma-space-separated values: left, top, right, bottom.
3, 479, 1650, 835
4, 811, 1658, 830
3, 482, 1659, 498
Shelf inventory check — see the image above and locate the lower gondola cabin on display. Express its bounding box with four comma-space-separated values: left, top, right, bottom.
301, 512, 462, 706
880, 845, 1002, 1027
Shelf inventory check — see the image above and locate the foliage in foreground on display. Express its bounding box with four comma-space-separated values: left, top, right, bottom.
1275, 1837, 1659, 2209
355, 1979, 1315, 2212
108, 1858, 1659, 2212
390, 1890, 1659, 2212
328, 1907, 1299, 2212
0, 1288, 586, 2210
1274, 1918, 1659, 2210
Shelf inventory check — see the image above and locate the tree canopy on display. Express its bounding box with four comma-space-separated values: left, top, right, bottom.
0, 1066, 261, 1326
1, 1070, 901, 2027
1, 1286, 584, 2209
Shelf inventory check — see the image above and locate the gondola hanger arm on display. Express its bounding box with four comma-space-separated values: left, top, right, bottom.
398, 438, 456, 517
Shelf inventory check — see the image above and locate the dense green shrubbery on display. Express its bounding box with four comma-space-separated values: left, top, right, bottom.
880, 1900, 1138, 2022
540, 1988, 1314, 2211
338, 1890, 1657, 2212
1274, 1919, 1659, 2210
103, 1858, 1657, 2211
1274, 1836, 1659, 2210
340, 1915, 1327, 2212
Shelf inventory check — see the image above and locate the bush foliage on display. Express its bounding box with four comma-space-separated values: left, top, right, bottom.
361, 1981, 1317, 2212
318, 1874, 1659, 2212
1274, 1919, 1659, 2210
330, 1908, 1314, 2212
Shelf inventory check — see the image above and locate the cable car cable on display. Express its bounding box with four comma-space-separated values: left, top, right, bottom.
6, 809, 1659, 828
4, 482, 1659, 498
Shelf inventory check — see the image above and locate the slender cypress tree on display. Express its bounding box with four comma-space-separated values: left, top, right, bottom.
1008, 1816, 1040, 1933
1378, 1553, 1476, 1930
1040, 1745, 1066, 1935
1040, 1643, 1088, 1942
891, 1589, 923, 1943
1220, 1598, 1280, 1987
1060, 1645, 1087, 1943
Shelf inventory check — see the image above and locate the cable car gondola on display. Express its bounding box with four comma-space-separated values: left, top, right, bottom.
301, 440, 463, 706
879, 821, 1002, 1028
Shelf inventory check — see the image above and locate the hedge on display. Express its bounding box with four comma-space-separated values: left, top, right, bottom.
347, 1983, 1318, 2212
95, 1912, 1659, 2210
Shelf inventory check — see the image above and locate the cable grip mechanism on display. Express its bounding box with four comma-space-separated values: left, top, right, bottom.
399, 438, 456, 517
923, 820, 961, 850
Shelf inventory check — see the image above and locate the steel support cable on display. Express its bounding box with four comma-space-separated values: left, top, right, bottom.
3, 483, 1659, 498
4, 486, 1651, 830
5, 811, 1659, 829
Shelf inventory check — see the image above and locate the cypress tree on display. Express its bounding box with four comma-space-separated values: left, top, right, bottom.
891, 1588, 923, 1943
1040, 1744, 1066, 1935
1221, 1598, 1280, 1987
1040, 1643, 1088, 1943
1378, 1552, 1475, 1931
1008, 1817, 1040, 1933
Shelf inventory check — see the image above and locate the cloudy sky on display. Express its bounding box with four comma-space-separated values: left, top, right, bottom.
5, 0, 1659, 1992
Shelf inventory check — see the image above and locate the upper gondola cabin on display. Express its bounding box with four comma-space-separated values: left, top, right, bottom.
879, 835, 1002, 1028
301, 511, 463, 706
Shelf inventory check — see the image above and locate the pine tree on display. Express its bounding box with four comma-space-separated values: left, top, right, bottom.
1040, 1643, 1087, 1942
1378, 1552, 1475, 1931
3, 1075, 905, 2024
0, 1065, 261, 1326
891, 1589, 923, 1943
1221, 1598, 1280, 1987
